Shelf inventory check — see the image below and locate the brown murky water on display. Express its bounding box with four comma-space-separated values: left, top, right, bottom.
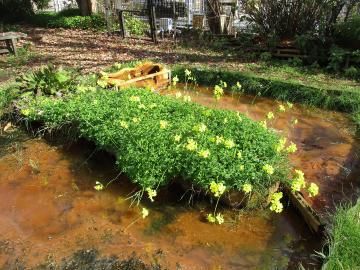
0, 87, 359, 269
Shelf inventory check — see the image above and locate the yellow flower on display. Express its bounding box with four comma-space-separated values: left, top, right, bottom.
97, 79, 108, 88
291, 169, 306, 193
278, 104, 286, 112
206, 213, 216, 223
172, 75, 179, 86
21, 109, 31, 116
146, 187, 157, 202
220, 80, 227, 88
269, 192, 283, 213
236, 81, 242, 89
198, 149, 210, 158
120, 121, 129, 129
185, 69, 191, 77
276, 138, 287, 152
294, 169, 305, 181
260, 120, 267, 129
291, 118, 298, 125
94, 181, 104, 191
307, 183, 319, 197
149, 103, 157, 109
214, 136, 224, 145
185, 139, 197, 151
263, 164, 274, 175
242, 183, 252, 193
160, 120, 168, 129
215, 213, 224, 224
194, 123, 207, 133
142, 207, 149, 219
267, 112, 275, 120
175, 92, 182, 99
132, 117, 140, 123
138, 103, 146, 109
239, 164, 245, 171
236, 112, 243, 121
174, 134, 182, 142
224, 139, 235, 149
286, 102, 293, 109
223, 118, 228, 124
209, 181, 226, 197
237, 151, 242, 159
286, 142, 297, 153
214, 85, 224, 100
129, 96, 140, 102
183, 95, 192, 102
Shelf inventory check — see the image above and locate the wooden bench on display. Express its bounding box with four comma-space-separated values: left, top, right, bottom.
0, 32, 27, 56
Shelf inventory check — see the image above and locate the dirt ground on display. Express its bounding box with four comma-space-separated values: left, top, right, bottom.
0, 27, 238, 77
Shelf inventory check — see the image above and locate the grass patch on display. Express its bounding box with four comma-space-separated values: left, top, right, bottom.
0, 82, 19, 119
324, 201, 360, 269
20, 86, 290, 202
173, 66, 360, 113
242, 62, 360, 93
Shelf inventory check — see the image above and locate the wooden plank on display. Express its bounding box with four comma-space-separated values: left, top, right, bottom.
285, 187, 325, 234
113, 69, 171, 87
273, 53, 306, 58
276, 48, 301, 53
0, 48, 9, 54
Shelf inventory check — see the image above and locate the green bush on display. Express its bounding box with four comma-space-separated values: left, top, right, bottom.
124, 14, 148, 36
334, 15, 360, 50
21, 87, 290, 200
0, 0, 34, 22
29, 11, 106, 30
259, 52, 272, 62
324, 201, 360, 269
327, 46, 349, 72
344, 66, 359, 80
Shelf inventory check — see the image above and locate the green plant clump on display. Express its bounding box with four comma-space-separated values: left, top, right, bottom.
0, 82, 19, 119
20, 87, 290, 201
324, 201, 360, 269
17, 65, 78, 97
124, 14, 148, 36
29, 10, 105, 30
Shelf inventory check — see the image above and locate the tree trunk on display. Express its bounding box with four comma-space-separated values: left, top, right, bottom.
75, 0, 92, 16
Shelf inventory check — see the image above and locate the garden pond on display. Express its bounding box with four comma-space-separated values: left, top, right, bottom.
0, 85, 359, 269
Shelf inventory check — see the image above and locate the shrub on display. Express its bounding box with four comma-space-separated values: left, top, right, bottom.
327, 45, 349, 72
29, 11, 106, 30
259, 52, 272, 62
21, 87, 290, 201
18, 65, 78, 96
0, 0, 34, 22
124, 14, 148, 36
239, 0, 336, 39
344, 66, 359, 80
334, 15, 360, 50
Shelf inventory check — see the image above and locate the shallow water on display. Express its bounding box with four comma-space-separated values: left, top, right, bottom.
0, 87, 359, 269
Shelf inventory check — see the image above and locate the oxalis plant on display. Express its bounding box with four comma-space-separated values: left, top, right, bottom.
20, 66, 319, 227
